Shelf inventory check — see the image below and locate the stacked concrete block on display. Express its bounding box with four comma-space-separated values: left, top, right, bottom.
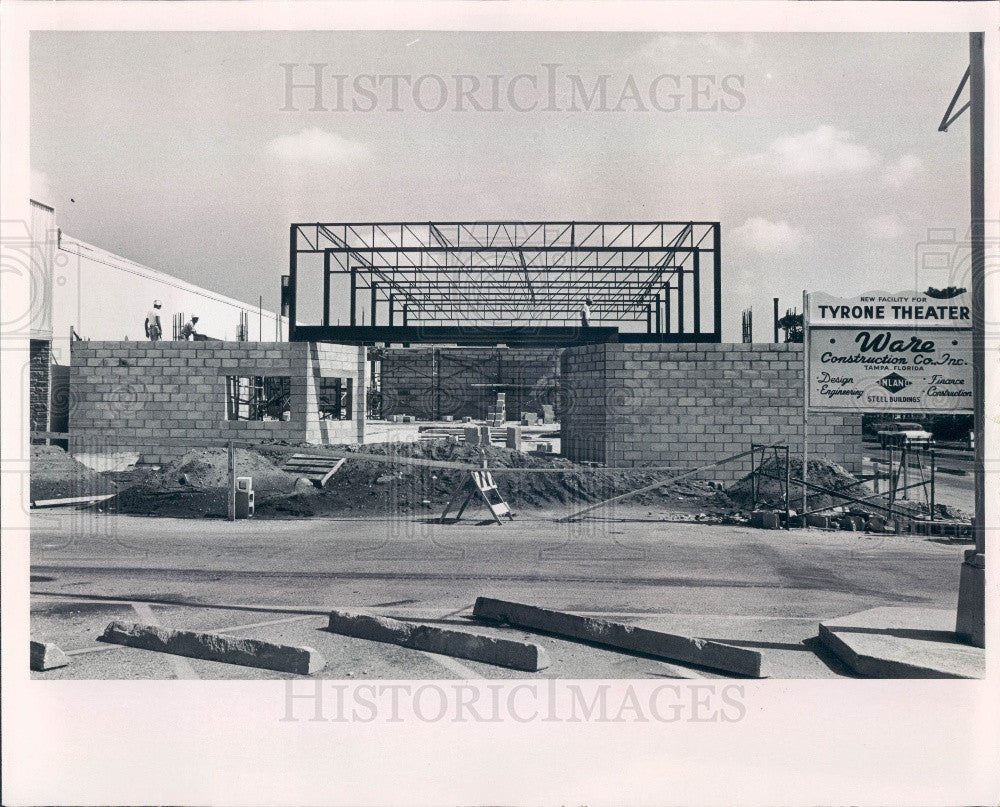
69, 341, 363, 464
506, 425, 522, 450
29, 340, 52, 434
560, 343, 862, 483
488, 392, 506, 426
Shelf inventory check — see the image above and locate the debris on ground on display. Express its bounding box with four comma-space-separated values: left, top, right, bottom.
727, 454, 972, 533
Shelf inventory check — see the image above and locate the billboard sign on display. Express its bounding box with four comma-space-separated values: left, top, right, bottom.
805, 290, 973, 413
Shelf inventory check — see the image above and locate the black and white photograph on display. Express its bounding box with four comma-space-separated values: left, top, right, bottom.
1, 3, 998, 805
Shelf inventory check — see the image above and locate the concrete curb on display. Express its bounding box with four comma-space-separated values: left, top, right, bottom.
472, 597, 767, 678
30, 640, 70, 671
99, 620, 325, 675
818, 607, 984, 679
327, 610, 550, 672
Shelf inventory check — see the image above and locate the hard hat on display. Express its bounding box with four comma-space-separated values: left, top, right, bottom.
191, 315, 199, 321
153, 300, 162, 307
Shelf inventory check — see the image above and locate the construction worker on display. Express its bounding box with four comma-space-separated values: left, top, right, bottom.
145, 300, 163, 342
179, 315, 200, 340
580, 297, 593, 327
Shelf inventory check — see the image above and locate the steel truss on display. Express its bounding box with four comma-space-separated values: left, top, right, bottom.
288, 221, 721, 344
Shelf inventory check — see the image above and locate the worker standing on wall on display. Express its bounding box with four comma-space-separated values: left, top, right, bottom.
179, 315, 200, 340
145, 300, 163, 342
580, 297, 592, 327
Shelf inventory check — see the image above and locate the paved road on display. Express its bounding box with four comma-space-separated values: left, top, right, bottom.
862, 455, 974, 513
30, 509, 971, 680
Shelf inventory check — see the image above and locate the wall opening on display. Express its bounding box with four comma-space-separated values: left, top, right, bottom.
225, 376, 291, 421
318, 377, 353, 420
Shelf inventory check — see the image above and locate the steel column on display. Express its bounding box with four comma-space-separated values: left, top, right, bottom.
323, 250, 331, 326
692, 250, 701, 333
288, 226, 298, 340
349, 263, 357, 327
677, 269, 685, 333
713, 223, 722, 341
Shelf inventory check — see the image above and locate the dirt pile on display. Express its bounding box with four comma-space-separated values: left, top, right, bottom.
112, 439, 738, 519
30, 444, 114, 502
111, 447, 301, 518
727, 456, 870, 512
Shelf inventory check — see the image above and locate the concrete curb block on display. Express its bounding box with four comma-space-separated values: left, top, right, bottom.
30, 640, 70, 671
473, 597, 767, 678
326, 610, 550, 672
817, 608, 984, 679
99, 620, 325, 675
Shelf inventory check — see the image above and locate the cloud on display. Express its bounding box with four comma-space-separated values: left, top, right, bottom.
636, 33, 756, 62
268, 127, 371, 165
881, 154, 922, 186
31, 168, 53, 206
731, 217, 803, 253
866, 213, 909, 241
768, 126, 881, 175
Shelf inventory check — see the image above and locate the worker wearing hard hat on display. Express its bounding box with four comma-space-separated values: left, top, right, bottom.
180, 315, 200, 341
145, 300, 163, 342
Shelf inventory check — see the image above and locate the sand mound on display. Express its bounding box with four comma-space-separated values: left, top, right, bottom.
110, 447, 300, 517
30, 444, 113, 502
728, 456, 868, 512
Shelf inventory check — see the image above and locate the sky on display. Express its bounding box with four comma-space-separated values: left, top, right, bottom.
30, 31, 972, 340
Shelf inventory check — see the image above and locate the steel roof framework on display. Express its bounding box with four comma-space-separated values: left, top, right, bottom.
288, 221, 721, 344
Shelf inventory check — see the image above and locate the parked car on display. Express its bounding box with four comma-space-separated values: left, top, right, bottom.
878, 421, 934, 449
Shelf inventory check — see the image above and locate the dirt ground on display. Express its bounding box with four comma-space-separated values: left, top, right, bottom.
105, 440, 739, 519
36, 438, 967, 523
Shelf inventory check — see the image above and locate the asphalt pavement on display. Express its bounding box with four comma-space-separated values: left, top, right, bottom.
29, 507, 972, 681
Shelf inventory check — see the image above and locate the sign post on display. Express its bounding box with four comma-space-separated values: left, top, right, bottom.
801, 290, 809, 518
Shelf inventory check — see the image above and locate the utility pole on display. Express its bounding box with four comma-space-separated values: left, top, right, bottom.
939, 33, 985, 647
957, 32, 985, 646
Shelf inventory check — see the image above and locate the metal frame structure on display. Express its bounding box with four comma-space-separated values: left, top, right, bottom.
288, 221, 721, 345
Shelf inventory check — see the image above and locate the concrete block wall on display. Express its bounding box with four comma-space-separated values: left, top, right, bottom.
380, 347, 561, 420
304, 342, 366, 445
561, 343, 863, 482
29, 339, 51, 434
69, 341, 363, 464
559, 345, 606, 463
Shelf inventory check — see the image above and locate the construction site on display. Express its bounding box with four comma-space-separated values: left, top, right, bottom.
24, 204, 985, 683
9, 20, 999, 807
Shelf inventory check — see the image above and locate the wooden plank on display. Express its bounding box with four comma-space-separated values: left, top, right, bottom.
557, 442, 780, 522
317, 458, 347, 488
32, 494, 114, 508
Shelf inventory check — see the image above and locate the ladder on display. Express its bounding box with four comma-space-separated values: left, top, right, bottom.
440, 467, 513, 525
